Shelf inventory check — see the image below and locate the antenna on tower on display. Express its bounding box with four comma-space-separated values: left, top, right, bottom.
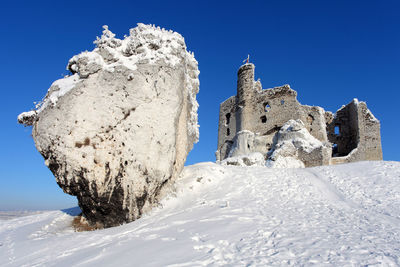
242, 54, 250, 64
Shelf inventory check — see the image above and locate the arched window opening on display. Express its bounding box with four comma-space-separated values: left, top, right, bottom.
225, 113, 231, 125
261, 115, 267, 123
264, 102, 271, 112
332, 143, 338, 157
334, 125, 340, 136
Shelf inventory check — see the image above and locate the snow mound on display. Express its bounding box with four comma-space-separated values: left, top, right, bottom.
266, 156, 305, 168
18, 24, 200, 140
1, 161, 399, 266
220, 152, 265, 166
275, 119, 323, 153
267, 119, 330, 168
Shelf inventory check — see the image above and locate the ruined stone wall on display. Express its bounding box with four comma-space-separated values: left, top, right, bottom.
301, 105, 329, 142
328, 99, 382, 164
327, 101, 359, 157
217, 64, 329, 161
217, 63, 382, 166
249, 85, 299, 153
358, 101, 382, 160
247, 86, 329, 143
217, 96, 237, 161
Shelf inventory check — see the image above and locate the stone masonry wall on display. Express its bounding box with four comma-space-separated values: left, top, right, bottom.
328, 99, 382, 164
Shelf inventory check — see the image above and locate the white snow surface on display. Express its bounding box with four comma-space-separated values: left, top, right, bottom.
17, 111, 36, 124
220, 152, 265, 167
0, 211, 44, 221
18, 74, 81, 124
38, 74, 81, 113
1, 161, 400, 266
266, 156, 305, 168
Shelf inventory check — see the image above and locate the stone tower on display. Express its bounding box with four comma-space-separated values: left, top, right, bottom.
236, 63, 255, 132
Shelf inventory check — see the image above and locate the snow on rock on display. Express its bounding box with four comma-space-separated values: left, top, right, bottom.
266, 155, 305, 168
17, 74, 81, 126
220, 152, 265, 167
267, 119, 331, 168
1, 161, 400, 266
227, 130, 255, 158
352, 98, 380, 124
17, 111, 37, 126
17, 24, 200, 228
218, 131, 266, 166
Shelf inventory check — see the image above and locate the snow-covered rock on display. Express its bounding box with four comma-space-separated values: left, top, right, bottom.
219, 130, 267, 166
220, 152, 265, 166
267, 119, 331, 168
18, 24, 200, 228
227, 130, 256, 158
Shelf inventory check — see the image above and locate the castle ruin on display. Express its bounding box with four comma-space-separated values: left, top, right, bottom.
216, 63, 382, 167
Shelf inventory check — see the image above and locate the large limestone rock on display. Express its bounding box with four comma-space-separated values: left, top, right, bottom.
18, 24, 200, 228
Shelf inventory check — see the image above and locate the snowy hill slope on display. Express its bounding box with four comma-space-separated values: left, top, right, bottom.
1, 161, 400, 266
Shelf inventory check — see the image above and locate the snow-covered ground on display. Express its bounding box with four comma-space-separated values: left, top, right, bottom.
1, 161, 399, 266
0, 211, 44, 221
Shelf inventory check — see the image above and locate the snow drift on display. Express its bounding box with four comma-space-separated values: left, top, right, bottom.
1, 161, 400, 266
267, 119, 331, 168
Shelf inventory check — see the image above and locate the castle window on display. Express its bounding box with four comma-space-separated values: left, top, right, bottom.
261, 115, 267, 123
332, 143, 339, 157
225, 113, 231, 125
227, 128, 230, 136
334, 126, 340, 136
281, 100, 285, 105
264, 102, 271, 112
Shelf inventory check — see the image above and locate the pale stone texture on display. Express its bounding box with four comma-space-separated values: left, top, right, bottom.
216, 63, 382, 167
18, 24, 199, 228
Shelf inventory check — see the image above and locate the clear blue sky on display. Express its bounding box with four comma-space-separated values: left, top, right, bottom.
1, 0, 399, 210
